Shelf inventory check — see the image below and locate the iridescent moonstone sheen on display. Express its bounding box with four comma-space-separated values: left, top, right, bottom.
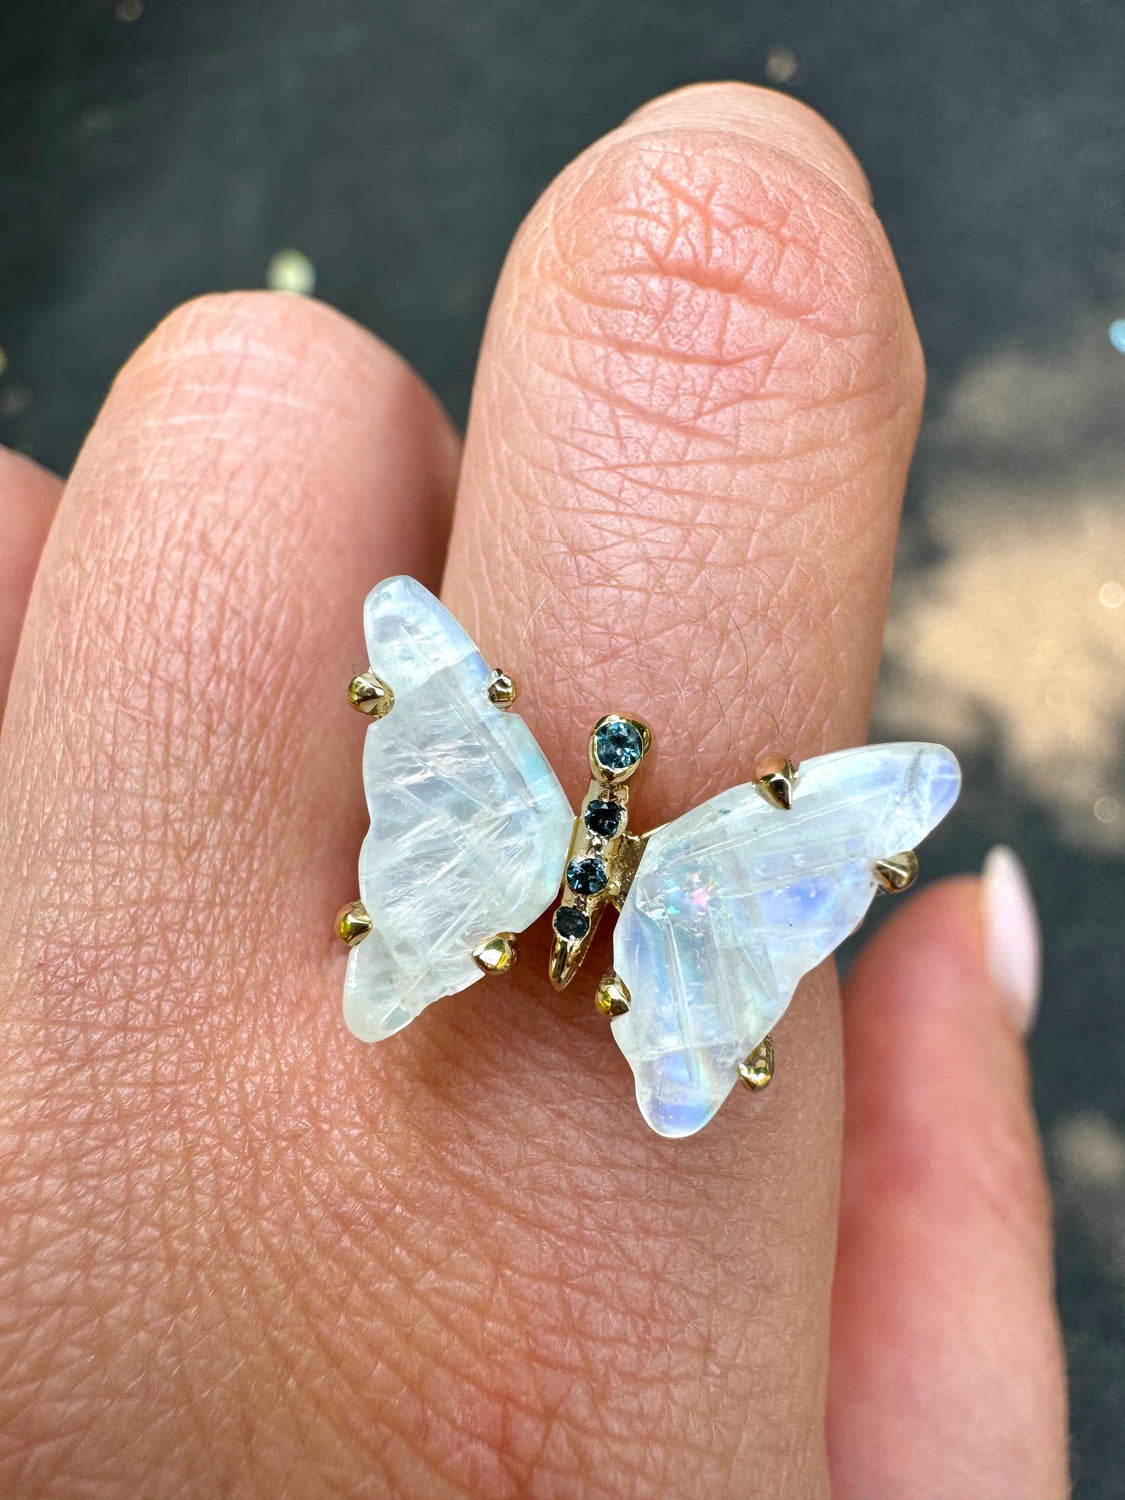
343, 577, 573, 1043
611, 743, 961, 1137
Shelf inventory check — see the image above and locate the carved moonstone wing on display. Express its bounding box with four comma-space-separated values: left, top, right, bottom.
343, 577, 574, 1043
611, 743, 961, 1138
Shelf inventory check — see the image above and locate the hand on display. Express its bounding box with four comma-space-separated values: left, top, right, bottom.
0, 84, 1068, 1497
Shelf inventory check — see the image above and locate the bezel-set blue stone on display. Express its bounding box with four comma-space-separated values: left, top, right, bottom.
566, 855, 608, 896
593, 720, 643, 772
584, 798, 623, 839
553, 906, 591, 941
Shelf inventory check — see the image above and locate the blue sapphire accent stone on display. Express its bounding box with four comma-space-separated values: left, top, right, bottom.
594, 720, 643, 772
553, 906, 591, 941
584, 799, 623, 839
566, 855, 608, 896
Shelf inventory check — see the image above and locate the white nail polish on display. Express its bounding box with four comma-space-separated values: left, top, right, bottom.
981, 845, 1041, 1034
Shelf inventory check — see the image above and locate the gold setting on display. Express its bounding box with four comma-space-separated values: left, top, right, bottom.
608, 829, 652, 912
336, 900, 372, 948
347, 670, 394, 718
738, 1033, 775, 1091
874, 850, 920, 894
754, 754, 797, 811
337, 657, 806, 1116
472, 932, 519, 974
549, 714, 654, 992
487, 669, 517, 708
594, 971, 631, 1017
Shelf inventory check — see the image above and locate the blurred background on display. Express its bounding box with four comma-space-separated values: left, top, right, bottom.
2, 0, 1123, 1488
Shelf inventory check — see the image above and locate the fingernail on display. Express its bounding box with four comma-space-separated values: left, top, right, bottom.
981, 845, 1041, 1035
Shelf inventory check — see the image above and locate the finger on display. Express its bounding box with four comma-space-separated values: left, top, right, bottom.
437, 80, 924, 1493
0, 446, 62, 717
828, 856, 1069, 1499
446, 85, 914, 791
1, 291, 458, 949
0, 295, 459, 1488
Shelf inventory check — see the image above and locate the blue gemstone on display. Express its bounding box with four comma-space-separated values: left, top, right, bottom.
584, 798, 623, 839
594, 720, 643, 772
566, 855, 608, 896
553, 906, 591, 941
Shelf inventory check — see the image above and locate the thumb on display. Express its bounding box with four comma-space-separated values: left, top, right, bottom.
827, 850, 1069, 1500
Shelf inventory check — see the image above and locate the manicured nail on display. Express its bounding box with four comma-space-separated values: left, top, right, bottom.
981, 845, 1041, 1035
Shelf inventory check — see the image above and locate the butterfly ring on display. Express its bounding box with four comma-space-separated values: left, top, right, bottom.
337, 576, 961, 1138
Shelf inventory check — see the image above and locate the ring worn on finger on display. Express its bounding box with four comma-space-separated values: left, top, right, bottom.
335, 575, 960, 1138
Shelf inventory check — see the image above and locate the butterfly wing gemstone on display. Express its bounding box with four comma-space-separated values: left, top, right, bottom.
343, 577, 574, 1043
611, 743, 961, 1138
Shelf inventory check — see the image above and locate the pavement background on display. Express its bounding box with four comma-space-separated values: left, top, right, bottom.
3, 1, 1124, 1491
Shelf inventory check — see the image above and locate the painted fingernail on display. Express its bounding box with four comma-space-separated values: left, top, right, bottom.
981, 845, 1042, 1035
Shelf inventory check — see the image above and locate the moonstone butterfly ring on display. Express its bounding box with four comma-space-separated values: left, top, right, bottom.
337, 576, 961, 1138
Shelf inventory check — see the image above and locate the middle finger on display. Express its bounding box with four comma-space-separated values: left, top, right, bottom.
438, 81, 924, 1491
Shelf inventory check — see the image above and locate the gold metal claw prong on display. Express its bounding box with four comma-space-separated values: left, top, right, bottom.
336, 900, 373, 947
549, 926, 580, 990
472, 932, 519, 975
594, 971, 631, 1017
348, 671, 394, 718
738, 1033, 774, 1091
486, 669, 517, 708
755, 754, 797, 810
874, 850, 920, 894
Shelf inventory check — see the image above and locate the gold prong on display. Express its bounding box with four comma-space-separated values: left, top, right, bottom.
738, 1033, 774, 1091
336, 900, 373, 947
594, 971, 631, 1017
874, 850, 919, 894
754, 755, 797, 810
348, 671, 394, 718
487, 669, 517, 708
472, 932, 518, 974
548, 941, 569, 989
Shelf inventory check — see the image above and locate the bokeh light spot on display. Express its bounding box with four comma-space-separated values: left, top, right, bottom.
266, 248, 316, 297
765, 46, 799, 84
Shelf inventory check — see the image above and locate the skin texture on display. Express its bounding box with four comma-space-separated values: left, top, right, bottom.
0, 449, 61, 716
830, 879, 1067, 1498
0, 84, 1067, 1498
